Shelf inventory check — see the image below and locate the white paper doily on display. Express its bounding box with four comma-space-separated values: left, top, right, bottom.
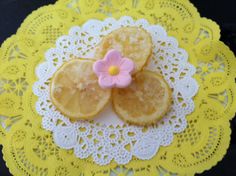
33, 16, 199, 165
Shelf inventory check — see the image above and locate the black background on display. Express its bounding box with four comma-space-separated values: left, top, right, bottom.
0, 0, 236, 175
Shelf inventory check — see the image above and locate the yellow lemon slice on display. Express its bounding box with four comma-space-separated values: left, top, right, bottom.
50, 59, 111, 120
112, 71, 172, 126
95, 27, 152, 73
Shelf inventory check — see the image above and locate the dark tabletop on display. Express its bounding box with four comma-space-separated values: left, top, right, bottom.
0, 0, 236, 175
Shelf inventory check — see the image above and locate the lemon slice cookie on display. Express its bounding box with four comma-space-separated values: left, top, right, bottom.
95, 27, 152, 73
50, 59, 111, 120
112, 71, 172, 126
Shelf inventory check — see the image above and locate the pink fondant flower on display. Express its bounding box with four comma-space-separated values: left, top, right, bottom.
93, 49, 135, 88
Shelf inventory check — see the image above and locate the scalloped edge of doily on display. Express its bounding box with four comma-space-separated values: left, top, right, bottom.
16, 4, 56, 35
193, 120, 232, 175
0, 34, 18, 141
2, 146, 16, 176
0, 0, 235, 175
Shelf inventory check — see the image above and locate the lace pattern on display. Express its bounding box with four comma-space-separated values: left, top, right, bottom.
0, 0, 235, 175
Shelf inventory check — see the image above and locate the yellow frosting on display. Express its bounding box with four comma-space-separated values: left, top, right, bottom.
108, 66, 120, 75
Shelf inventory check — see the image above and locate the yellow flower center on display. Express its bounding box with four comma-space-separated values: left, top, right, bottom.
108, 66, 120, 75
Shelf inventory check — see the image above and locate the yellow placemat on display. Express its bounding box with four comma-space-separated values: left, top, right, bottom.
0, 0, 235, 175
